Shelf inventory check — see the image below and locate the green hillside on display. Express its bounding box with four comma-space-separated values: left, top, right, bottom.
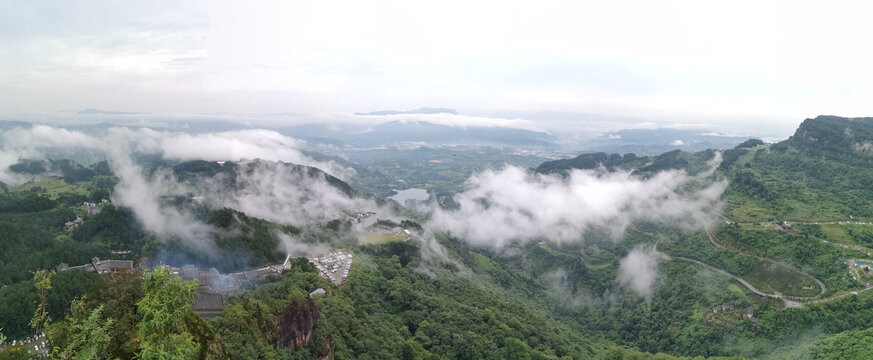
535, 116, 873, 222
0, 162, 745, 359
724, 116, 873, 222
7, 117, 873, 358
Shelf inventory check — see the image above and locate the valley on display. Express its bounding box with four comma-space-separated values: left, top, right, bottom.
3, 116, 873, 359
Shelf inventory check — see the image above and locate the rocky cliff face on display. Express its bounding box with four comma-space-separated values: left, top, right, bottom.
275, 296, 319, 350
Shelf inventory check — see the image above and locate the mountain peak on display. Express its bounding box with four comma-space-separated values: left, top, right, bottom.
779, 115, 873, 161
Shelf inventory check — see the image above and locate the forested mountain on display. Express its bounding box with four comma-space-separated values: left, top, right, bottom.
5, 116, 873, 359
0, 158, 736, 359
534, 149, 716, 176
537, 116, 873, 221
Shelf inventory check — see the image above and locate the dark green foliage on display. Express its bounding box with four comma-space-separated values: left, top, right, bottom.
81, 273, 145, 359
174, 160, 225, 174
8, 159, 98, 183
55, 159, 99, 183
725, 116, 873, 221
0, 270, 95, 340
658, 228, 759, 277
846, 225, 873, 247
143, 207, 291, 272
136, 268, 200, 359
55, 192, 90, 207
8, 160, 49, 175
715, 224, 855, 294
794, 223, 824, 238
0, 193, 57, 213
211, 262, 331, 359
205, 208, 286, 271
211, 240, 604, 360
0, 282, 35, 340
535, 152, 644, 174
536, 149, 715, 178
91, 160, 112, 176
718, 148, 748, 171
810, 327, 873, 359
10, 116, 873, 358
636, 149, 688, 174
325, 219, 343, 231
50, 304, 114, 360
784, 116, 873, 164
730, 171, 775, 201
0, 205, 100, 285
735, 139, 764, 149
376, 218, 399, 228
401, 219, 422, 230
72, 204, 147, 252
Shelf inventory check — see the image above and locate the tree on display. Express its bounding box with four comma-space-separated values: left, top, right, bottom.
85, 273, 145, 359
53, 302, 114, 360
31, 269, 54, 332
135, 268, 199, 360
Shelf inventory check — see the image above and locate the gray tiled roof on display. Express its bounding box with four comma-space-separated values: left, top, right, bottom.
193, 293, 226, 310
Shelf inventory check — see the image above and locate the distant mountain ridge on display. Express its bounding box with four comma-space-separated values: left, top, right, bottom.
354, 107, 458, 116
77, 108, 147, 115
278, 120, 557, 148
578, 128, 750, 155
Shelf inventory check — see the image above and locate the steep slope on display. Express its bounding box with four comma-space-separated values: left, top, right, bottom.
724, 116, 873, 221
779, 115, 873, 164
536, 116, 873, 222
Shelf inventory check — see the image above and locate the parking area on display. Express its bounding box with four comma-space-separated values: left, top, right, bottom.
310, 251, 353, 285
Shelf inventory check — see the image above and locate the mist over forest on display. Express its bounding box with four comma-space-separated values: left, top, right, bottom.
4, 1, 873, 359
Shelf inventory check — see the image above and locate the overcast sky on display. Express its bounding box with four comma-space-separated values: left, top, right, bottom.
2, 0, 872, 137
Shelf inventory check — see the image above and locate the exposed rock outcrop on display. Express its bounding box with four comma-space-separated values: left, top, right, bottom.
275, 295, 319, 350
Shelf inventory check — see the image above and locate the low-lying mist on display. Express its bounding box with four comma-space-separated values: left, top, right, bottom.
0, 125, 376, 260
2, 123, 727, 296
427, 158, 726, 295
429, 164, 725, 250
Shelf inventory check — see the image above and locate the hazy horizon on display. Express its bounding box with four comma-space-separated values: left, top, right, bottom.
3, 1, 873, 141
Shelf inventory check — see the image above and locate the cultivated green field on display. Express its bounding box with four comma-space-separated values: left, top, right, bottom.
14, 176, 91, 197
356, 231, 408, 245
744, 261, 821, 297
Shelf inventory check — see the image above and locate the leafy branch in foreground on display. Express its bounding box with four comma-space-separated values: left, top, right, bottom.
135, 268, 199, 360
30, 269, 54, 332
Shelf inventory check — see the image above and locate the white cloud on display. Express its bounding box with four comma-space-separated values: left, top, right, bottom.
618, 247, 660, 296
105, 127, 354, 179
670, 139, 685, 146
855, 142, 873, 155
199, 160, 378, 227
0, 125, 102, 184
105, 147, 216, 253
429, 164, 726, 251
2, 1, 873, 134
0, 125, 366, 254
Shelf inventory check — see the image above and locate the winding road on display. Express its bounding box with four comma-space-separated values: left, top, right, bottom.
655, 227, 838, 308
705, 228, 827, 299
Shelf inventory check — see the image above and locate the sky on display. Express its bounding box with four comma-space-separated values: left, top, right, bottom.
2, 0, 873, 137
